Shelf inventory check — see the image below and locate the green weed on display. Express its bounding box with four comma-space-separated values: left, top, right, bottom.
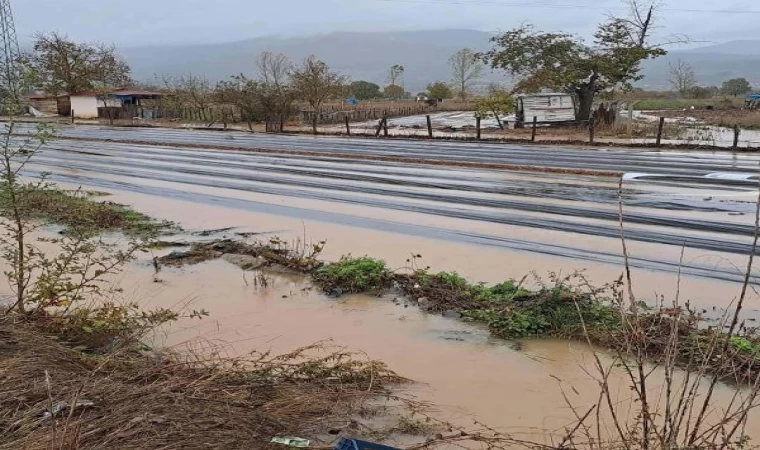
313, 256, 392, 293
0, 186, 170, 237
730, 336, 760, 358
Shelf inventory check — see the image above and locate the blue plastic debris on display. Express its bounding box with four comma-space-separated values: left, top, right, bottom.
333, 437, 401, 450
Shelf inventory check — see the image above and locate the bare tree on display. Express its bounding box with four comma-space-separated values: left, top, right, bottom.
669, 60, 697, 97
386, 64, 405, 88
160, 74, 214, 120
291, 56, 347, 134
449, 48, 483, 101
256, 52, 292, 89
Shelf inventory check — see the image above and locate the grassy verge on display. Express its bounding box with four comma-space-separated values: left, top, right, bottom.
632, 97, 740, 111
0, 186, 172, 237
659, 109, 760, 130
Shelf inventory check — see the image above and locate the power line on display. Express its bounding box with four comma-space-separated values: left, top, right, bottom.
370, 0, 760, 14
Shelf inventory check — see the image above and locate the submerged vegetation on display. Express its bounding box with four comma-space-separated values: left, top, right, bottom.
0, 185, 172, 237
301, 256, 760, 386
314, 256, 392, 294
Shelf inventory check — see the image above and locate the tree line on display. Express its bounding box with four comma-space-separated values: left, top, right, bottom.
12, 0, 758, 125
669, 60, 753, 99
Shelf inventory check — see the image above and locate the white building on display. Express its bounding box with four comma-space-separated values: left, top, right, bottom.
69, 91, 122, 119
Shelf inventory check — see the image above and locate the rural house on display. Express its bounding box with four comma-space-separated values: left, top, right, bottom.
28, 90, 164, 119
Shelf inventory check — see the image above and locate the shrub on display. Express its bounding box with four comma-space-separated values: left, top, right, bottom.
313, 256, 392, 293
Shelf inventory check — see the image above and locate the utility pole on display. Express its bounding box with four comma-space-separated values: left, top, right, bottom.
0, 0, 21, 111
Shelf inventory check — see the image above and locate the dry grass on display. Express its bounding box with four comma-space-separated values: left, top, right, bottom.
0, 321, 401, 450
659, 109, 760, 130
312, 100, 476, 112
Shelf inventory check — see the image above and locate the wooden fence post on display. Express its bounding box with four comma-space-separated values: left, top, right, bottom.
426, 115, 433, 138
345, 116, 351, 136
656, 116, 665, 147
531, 116, 537, 142
476, 116, 481, 140
733, 125, 740, 150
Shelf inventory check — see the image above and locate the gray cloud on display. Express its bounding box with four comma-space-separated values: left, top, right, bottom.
13, 0, 760, 48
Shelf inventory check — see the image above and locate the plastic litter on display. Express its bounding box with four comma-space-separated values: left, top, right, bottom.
41, 400, 95, 418
271, 437, 310, 447
333, 437, 401, 450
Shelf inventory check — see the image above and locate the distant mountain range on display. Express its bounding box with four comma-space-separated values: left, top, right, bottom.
118, 30, 760, 93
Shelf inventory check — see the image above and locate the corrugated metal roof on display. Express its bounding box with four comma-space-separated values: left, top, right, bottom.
68, 89, 164, 97
111, 90, 164, 97
515, 93, 572, 98
27, 93, 56, 100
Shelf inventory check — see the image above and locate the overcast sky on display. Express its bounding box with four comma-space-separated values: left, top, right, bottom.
13, 0, 760, 48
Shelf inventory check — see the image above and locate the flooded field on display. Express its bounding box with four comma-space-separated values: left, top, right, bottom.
8, 123, 760, 444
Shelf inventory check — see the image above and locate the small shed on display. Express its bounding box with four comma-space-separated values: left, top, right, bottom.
514, 93, 576, 127
69, 91, 121, 119
67, 90, 164, 119
27, 92, 59, 115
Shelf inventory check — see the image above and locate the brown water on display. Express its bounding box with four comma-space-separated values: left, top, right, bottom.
125, 260, 760, 445
70, 190, 752, 442
102, 186, 754, 313
7, 185, 760, 445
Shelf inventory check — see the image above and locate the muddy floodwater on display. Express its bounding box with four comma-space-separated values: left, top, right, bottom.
10, 125, 760, 443
38, 189, 746, 444
121, 249, 759, 445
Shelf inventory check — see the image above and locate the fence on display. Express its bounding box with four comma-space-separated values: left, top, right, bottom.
98, 105, 243, 123
299, 104, 431, 125
311, 112, 760, 149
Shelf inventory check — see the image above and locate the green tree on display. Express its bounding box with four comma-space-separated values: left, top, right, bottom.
384, 84, 405, 99
24, 32, 131, 95
722, 78, 753, 97
475, 84, 513, 130
481, 1, 665, 121
350, 81, 381, 100
449, 48, 483, 100
426, 81, 453, 99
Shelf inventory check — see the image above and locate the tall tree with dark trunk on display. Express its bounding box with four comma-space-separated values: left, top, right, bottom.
480, 0, 665, 121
